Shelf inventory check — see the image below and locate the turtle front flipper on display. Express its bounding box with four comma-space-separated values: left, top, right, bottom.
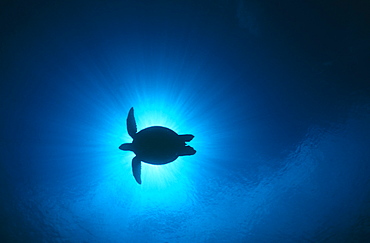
127, 107, 137, 138
132, 156, 142, 184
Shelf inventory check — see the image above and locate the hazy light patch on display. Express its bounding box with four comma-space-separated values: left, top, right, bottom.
101, 84, 202, 205
68, 49, 246, 212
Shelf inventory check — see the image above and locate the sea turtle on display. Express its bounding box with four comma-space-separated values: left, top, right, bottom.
119, 107, 196, 184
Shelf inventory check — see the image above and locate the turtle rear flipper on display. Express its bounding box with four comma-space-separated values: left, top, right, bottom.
132, 156, 142, 184
178, 146, 196, 156
179, 134, 194, 142
127, 107, 137, 138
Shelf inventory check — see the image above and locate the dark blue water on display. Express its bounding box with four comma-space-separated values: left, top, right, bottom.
1, 1, 369, 242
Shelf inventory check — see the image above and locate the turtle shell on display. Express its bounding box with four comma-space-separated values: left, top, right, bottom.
132, 126, 184, 164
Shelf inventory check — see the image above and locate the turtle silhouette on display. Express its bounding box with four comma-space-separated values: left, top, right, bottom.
119, 107, 196, 184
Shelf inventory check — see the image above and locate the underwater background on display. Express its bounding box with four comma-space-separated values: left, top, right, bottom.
1, 0, 370, 242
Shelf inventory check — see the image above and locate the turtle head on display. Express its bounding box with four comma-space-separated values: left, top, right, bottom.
119, 143, 134, 151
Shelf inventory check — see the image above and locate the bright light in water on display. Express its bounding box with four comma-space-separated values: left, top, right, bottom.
40, 45, 243, 214
99, 73, 213, 207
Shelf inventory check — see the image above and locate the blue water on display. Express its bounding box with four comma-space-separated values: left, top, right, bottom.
1, 1, 369, 242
